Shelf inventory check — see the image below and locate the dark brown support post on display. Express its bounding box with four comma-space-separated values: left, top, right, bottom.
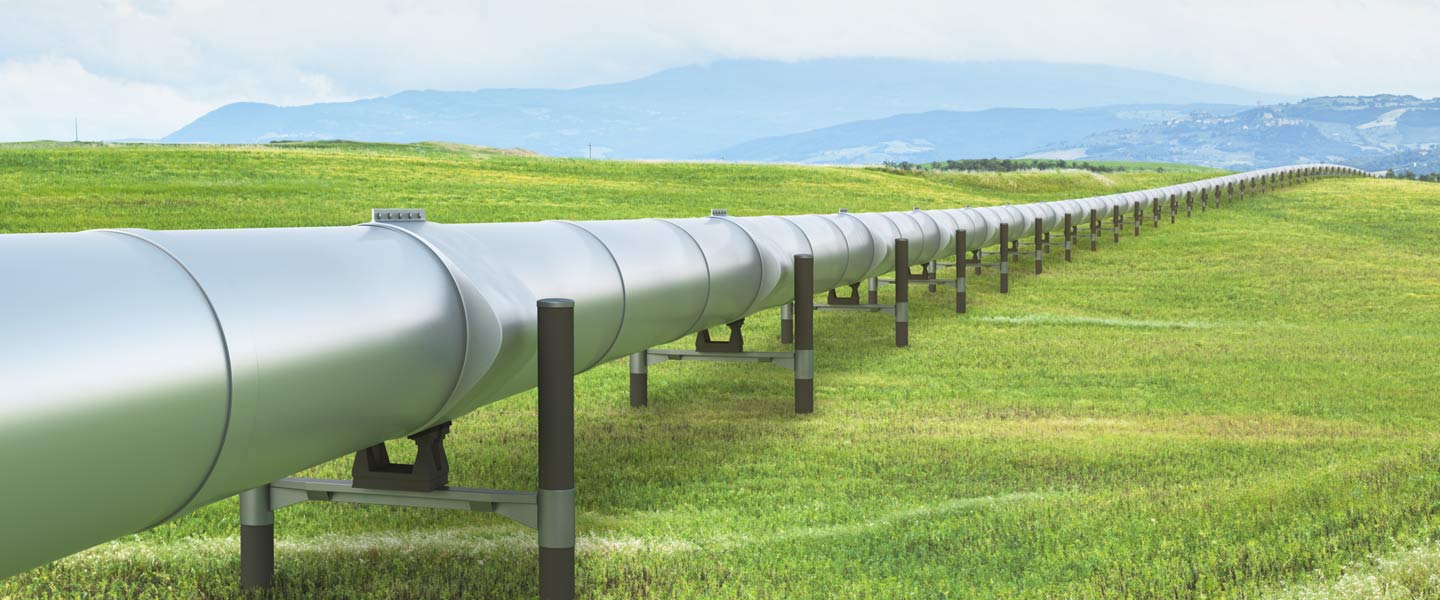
1063, 213, 1073, 262
1152, 198, 1160, 228
1033, 217, 1043, 275
894, 238, 909, 347
1169, 194, 1177, 223
628, 351, 646, 407
1133, 202, 1141, 236
537, 298, 576, 600
999, 224, 1010, 294
1186, 192, 1193, 218
867, 276, 879, 305
1201, 188, 1208, 212
927, 262, 937, 293
793, 254, 814, 414
779, 302, 793, 344
955, 230, 967, 313
239, 487, 273, 590
1112, 206, 1121, 243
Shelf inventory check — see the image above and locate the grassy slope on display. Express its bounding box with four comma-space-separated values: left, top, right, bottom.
1, 143, 1438, 599
0, 142, 1213, 232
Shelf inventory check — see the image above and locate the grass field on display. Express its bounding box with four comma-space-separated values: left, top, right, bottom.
2, 142, 1438, 599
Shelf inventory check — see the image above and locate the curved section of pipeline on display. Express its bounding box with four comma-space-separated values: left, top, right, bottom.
0, 164, 1367, 577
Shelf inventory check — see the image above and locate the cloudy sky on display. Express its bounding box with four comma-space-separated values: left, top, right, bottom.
2, 0, 1436, 141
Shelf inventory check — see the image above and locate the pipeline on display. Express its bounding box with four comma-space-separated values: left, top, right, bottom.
0, 164, 1366, 578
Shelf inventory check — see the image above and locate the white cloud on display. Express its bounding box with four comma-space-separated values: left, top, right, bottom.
0, 56, 211, 141
0, 0, 1437, 141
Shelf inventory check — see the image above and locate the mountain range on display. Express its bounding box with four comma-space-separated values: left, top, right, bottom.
164, 59, 1280, 159
162, 59, 1439, 173
725, 95, 1440, 172
707, 104, 1251, 164
1026, 95, 1440, 172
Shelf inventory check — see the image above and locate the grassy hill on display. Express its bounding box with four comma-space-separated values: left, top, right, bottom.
2, 142, 1438, 599
0, 141, 1216, 233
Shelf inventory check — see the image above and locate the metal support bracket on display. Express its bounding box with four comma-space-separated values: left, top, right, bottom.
877, 260, 935, 286
351, 422, 451, 492
826, 282, 861, 305
695, 319, 744, 352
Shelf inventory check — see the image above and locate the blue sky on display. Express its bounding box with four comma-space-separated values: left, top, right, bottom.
2, 0, 1436, 141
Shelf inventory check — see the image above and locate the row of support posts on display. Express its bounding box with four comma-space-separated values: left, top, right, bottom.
236, 170, 1338, 597
924, 177, 1271, 313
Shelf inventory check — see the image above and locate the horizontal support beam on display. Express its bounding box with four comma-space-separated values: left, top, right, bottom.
814, 303, 897, 316
645, 348, 796, 370
269, 477, 538, 529
879, 277, 968, 288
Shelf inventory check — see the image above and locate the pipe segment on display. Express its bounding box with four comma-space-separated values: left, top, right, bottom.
0, 164, 1366, 578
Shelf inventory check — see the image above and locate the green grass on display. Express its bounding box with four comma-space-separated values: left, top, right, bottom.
1, 143, 1438, 599
1266, 541, 1440, 599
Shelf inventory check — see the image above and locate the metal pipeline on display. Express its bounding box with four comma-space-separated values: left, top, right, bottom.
0, 164, 1366, 577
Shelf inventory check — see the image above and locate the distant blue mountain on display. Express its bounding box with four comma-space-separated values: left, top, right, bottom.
164, 59, 1283, 158
1030, 95, 1440, 171
707, 104, 1249, 164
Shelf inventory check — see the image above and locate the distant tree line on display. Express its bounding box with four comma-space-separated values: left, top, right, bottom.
879, 158, 1132, 174
1383, 169, 1440, 183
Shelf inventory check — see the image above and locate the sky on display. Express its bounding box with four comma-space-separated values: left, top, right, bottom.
2, 0, 1437, 141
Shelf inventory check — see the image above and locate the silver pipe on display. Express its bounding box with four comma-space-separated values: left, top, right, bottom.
0, 164, 1366, 577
